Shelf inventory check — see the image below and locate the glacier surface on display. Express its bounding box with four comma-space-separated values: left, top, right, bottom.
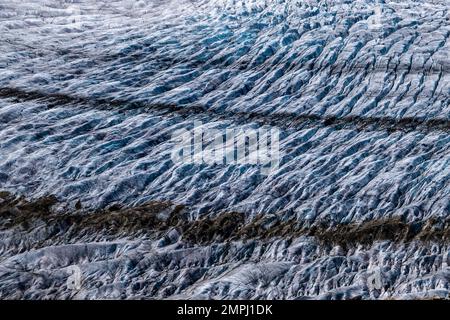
0, 0, 449, 299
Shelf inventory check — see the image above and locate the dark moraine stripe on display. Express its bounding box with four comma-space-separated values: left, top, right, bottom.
1, 87, 449, 134
1, 191, 449, 252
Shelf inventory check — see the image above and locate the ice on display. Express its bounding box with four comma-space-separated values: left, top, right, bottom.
0, 0, 449, 299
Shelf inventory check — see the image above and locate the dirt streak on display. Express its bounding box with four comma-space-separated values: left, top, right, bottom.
1, 192, 449, 249
1, 87, 449, 133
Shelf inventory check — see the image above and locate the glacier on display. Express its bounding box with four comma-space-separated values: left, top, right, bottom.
0, 0, 449, 299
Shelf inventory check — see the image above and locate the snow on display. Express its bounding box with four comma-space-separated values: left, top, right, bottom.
0, 0, 449, 299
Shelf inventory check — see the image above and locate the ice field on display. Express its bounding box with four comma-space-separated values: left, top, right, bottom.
0, 0, 449, 299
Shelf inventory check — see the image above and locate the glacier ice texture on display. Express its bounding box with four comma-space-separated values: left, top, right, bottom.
0, 0, 449, 299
